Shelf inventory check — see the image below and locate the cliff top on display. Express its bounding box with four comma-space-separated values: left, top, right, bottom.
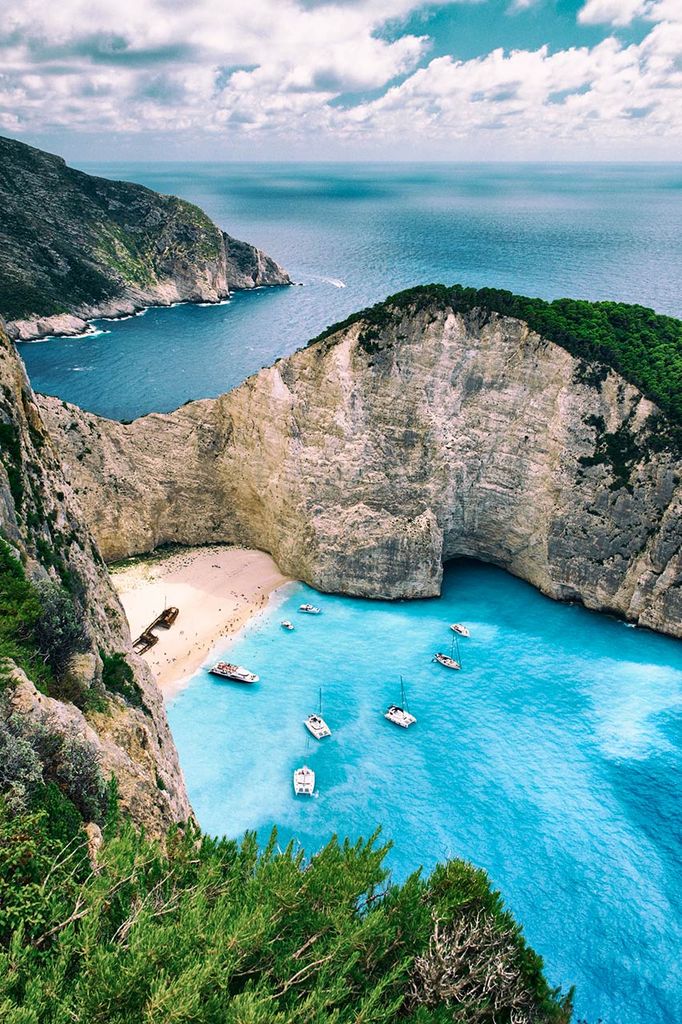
311, 284, 682, 428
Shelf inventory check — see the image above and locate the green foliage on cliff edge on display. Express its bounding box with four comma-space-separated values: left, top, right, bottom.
0, 801, 572, 1023
311, 284, 682, 428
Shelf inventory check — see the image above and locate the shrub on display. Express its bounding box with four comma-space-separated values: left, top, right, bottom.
33, 579, 88, 679
100, 650, 145, 710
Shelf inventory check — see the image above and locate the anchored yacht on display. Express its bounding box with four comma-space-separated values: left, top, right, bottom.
299, 603, 321, 614
384, 677, 416, 728
293, 765, 315, 795
281, 620, 295, 631
450, 623, 470, 638
209, 662, 259, 684
305, 689, 331, 739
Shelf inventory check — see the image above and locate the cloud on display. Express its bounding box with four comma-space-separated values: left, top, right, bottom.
0, 0, 680, 155
578, 0, 650, 26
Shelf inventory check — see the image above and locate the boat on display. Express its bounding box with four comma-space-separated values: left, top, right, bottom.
299, 603, 321, 614
293, 765, 315, 795
384, 677, 416, 728
434, 635, 462, 671
132, 630, 158, 654
209, 662, 259, 683
281, 620, 295, 631
157, 606, 179, 628
304, 689, 331, 739
450, 622, 470, 638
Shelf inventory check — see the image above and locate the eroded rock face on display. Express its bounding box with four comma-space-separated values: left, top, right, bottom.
0, 134, 290, 340
0, 326, 190, 833
40, 303, 681, 636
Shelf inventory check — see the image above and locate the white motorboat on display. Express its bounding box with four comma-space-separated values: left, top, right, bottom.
209, 661, 259, 683
299, 603, 321, 614
304, 689, 331, 739
293, 765, 315, 795
281, 620, 295, 631
450, 623, 470, 638
384, 677, 416, 728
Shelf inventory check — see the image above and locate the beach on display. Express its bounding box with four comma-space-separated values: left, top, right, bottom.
111, 546, 291, 695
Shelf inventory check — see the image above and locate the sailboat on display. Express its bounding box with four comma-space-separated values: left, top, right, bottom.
304, 688, 332, 739
450, 622, 470, 637
384, 677, 417, 728
433, 634, 462, 671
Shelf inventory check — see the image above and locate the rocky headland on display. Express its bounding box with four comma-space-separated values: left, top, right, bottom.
40, 287, 681, 638
0, 135, 290, 341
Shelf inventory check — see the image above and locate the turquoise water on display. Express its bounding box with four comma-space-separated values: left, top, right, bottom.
167, 561, 682, 1024
19, 163, 682, 420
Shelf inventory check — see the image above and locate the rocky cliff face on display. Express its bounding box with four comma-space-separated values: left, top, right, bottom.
39, 298, 681, 637
0, 324, 191, 832
0, 135, 290, 341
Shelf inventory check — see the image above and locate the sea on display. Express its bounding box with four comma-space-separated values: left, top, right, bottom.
18, 162, 682, 420
15, 164, 682, 1023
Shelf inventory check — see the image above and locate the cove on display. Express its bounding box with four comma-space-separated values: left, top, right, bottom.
167, 560, 682, 1024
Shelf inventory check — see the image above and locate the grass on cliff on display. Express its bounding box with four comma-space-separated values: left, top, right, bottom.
0, 797, 573, 1024
311, 284, 682, 428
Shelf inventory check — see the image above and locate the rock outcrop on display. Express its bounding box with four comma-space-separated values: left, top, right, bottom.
0, 135, 290, 340
0, 324, 190, 833
40, 296, 681, 637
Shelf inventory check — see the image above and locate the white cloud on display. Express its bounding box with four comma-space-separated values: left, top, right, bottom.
578, 0, 650, 26
0, 0, 680, 156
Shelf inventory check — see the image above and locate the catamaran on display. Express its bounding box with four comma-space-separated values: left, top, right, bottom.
281, 620, 295, 630
433, 635, 462, 671
209, 662, 259, 683
293, 765, 315, 795
384, 677, 417, 728
304, 688, 331, 739
450, 623, 470, 638
299, 603, 321, 614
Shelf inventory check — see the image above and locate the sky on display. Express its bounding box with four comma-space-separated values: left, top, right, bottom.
1, 0, 681, 161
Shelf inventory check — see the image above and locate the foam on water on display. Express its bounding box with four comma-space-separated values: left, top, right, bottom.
167, 561, 682, 1024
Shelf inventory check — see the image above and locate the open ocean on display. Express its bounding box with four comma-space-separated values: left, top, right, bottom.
17, 162, 682, 420
16, 164, 682, 1022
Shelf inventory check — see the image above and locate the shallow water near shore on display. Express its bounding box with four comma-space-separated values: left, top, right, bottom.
167, 560, 682, 1024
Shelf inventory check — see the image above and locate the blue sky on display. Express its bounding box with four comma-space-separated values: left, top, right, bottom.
1, 0, 681, 161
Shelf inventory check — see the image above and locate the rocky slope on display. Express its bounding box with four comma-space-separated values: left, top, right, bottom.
0, 323, 190, 833
0, 135, 290, 340
40, 292, 681, 637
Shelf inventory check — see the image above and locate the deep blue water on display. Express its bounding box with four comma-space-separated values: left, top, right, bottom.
18, 162, 682, 420
167, 562, 682, 1024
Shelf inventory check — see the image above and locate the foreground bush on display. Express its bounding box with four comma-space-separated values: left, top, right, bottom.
0, 800, 572, 1023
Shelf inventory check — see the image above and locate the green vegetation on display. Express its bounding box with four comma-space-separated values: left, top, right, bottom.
311, 284, 682, 428
0, 135, 224, 323
0, 539, 87, 696
100, 650, 146, 710
0, 799, 572, 1024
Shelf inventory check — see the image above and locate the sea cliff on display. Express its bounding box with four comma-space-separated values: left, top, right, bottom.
0, 323, 190, 833
40, 289, 681, 637
0, 135, 290, 340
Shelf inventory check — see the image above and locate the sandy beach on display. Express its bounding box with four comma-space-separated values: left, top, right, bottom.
111, 546, 291, 696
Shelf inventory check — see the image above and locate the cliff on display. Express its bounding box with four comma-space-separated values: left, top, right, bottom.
0, 135, 290, 340
39, 289, 682, 637
0, 323, 190, 833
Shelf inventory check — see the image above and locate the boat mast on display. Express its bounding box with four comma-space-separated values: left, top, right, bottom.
318, 687, 322, 715
400, 675, 408, 710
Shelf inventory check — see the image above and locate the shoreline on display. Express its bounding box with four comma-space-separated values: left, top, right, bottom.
110, 545, 293, 698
